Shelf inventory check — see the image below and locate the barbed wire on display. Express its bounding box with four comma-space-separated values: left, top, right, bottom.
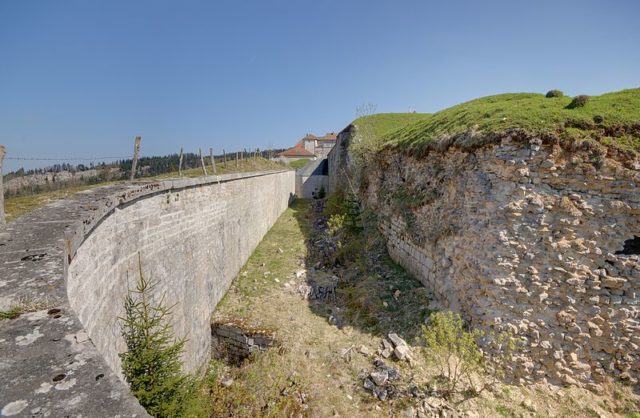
5, 156, 133, 161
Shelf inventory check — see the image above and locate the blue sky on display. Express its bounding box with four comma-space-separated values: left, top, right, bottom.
1, 0, 639, 171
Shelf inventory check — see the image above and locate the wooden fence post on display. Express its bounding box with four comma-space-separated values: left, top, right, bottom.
199, 148, 208, 175
178, 147, 183, 176
223, 149, 227, 168
209, 147, 217, 175
130, 136, 141, 181
236, 152, 239, 168
0, 145, 5, 225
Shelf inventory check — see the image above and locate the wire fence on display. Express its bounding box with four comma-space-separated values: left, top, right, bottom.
4, 156, 133, 161
1, 143, 287, 200
0, 141, 288, 223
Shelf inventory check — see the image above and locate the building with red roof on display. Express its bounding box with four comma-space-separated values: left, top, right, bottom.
275, 132, 337, 163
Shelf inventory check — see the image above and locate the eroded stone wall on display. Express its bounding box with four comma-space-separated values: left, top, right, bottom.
67, 171, 295, 379
331, 131, 640, 387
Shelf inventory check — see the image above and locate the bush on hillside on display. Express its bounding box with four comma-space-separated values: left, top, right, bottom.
593, 114, 604, 124
545, 89, 564, 98
566, 95, 590, 109
422, 311, 514, 399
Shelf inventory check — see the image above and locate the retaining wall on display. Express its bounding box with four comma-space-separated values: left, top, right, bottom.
329, 127, 640, 387
0, 170, 295, 417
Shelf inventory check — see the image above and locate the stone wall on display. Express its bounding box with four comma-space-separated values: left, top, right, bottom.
330, 130, 640, 387
0, 170, 294, 416
327, 126, 354, 194
296, 174, 329, 198
211, 320, 276, 365
295, 158, 329, 198
67, 171, 295, 377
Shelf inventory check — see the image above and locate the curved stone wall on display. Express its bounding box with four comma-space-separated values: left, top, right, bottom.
67, 170, 294, 378
0, 170, 294, 416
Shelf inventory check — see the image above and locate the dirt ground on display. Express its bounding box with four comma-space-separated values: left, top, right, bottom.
211, 199, 639, 418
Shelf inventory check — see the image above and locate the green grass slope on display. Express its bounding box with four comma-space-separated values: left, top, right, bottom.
385, 89, 640, 153
353, 113, 431, 139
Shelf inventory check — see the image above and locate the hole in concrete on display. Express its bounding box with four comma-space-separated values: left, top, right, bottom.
52, 373, 66, 382
53, 314, 62, 319
47, 308, 61, 315
211, 320, 277, 366
21, 253, 47, 262
95, 373, 104, 381
615, 236, 640, 255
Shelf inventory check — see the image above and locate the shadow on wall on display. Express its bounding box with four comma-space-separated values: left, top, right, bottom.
295, 159, 329, 199
289, 198, 432, 345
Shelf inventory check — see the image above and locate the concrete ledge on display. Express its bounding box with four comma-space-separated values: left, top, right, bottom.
0, 170, 294, 417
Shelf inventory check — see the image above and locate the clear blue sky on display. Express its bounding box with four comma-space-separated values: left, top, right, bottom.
1, 0, 639, 171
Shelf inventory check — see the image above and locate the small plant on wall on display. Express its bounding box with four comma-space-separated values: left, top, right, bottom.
317, 185, 326, 199
421, 311, 514, 399
119, 254, 192, 418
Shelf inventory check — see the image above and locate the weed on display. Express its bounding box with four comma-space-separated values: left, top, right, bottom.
495, 404, 516, 417
0, 307, 22, 320
421, 311, 513, 399
583, 406, 601, 418
0, 297, 53, 320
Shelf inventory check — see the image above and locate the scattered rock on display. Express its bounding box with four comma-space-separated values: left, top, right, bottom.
403, 406, 416, 418
388, 333, 408, 348
373, 386, 388, 401
362, 358, 403, 401
358, 345, 371, 356
363, 378, 376, 391
370, 370, 388, 386
382, 339, 393, 351
221, 377, 234, 388
521, 399, 537, 412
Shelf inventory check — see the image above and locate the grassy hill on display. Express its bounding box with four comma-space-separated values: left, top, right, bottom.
353, 89, 640, 155
353, 113, 431, 139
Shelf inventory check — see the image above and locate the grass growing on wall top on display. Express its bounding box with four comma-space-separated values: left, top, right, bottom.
353, 113, 431, 141
349, 89, 640, 155
384, 88, 640, 151
287, 158, 312, 170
